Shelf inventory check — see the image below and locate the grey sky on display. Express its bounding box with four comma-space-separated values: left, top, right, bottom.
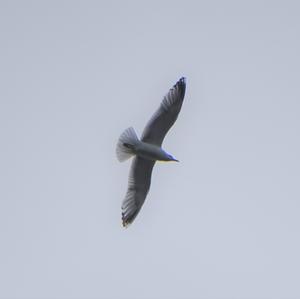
0, 1, 300, 299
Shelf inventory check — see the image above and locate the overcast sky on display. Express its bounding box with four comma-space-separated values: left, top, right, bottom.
1, 1, 300, 299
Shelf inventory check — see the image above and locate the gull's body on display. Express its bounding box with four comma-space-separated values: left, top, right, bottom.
116, 77, 186, 227
125, 140, 178, 162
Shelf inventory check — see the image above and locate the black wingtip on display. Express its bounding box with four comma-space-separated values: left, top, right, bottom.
122, 213, 130, 228
177, 77, 186, 89
179, 77, 186, 84
122, 211, 137, 228
175, 77, 186, 97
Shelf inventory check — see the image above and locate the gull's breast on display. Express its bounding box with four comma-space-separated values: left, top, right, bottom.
135, 141, 168, 161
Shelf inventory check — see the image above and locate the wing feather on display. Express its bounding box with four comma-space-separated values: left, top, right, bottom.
121, 157, 155, 227
141, 77, 186, 146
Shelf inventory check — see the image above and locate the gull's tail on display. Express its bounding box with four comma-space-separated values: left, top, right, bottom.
116, 127, 139, 162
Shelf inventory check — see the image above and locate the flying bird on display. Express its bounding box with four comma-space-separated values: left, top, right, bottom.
116, 77, 186, 227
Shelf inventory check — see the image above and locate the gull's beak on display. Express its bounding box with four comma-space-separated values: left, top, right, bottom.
173, 158, 179, 162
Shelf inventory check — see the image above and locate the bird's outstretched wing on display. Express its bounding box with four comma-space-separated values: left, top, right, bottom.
141, 77, 186, 146
122, 157, 155, 227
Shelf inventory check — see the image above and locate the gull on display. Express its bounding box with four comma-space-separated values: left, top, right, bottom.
116, 77, 186, 227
